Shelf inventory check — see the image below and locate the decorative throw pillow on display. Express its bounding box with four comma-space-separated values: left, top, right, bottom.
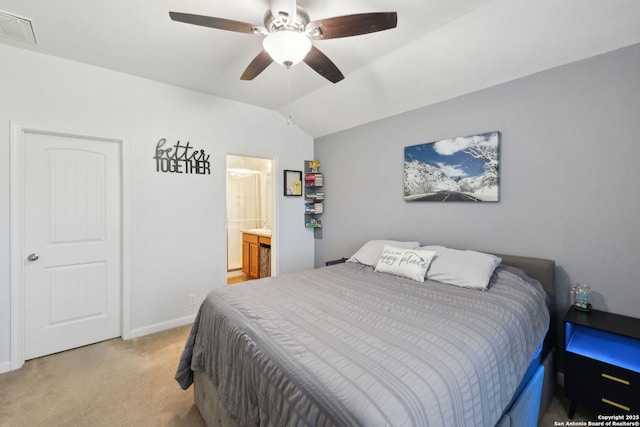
347, 240, 420, 267
374, 245, 436, 282
421, 245, 502, 290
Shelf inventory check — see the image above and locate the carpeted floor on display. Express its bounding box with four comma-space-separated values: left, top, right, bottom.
0, 325, 205, 427
539, 384, 600, 426
0, 325, 601, 426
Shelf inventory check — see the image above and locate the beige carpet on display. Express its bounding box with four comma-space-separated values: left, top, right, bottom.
0, 324, 600, 426
0, 325, 205, 427
539, 384, 600, 426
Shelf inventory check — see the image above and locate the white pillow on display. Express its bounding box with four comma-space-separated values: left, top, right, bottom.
374, 245, 436, 282
348, 240, 420, 267
421, 245, 502, 290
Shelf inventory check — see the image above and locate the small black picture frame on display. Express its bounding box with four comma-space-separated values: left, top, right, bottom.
284, 170, 302, 196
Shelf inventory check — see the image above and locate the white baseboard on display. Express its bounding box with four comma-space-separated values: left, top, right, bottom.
0, 360, 12, 374
126, 314, 196, 340
0, 316, 196, 372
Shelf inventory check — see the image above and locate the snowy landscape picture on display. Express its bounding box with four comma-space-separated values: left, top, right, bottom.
404, 131, 500, 202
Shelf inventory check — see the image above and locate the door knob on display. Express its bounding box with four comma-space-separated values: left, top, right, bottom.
27, 253, 39, 262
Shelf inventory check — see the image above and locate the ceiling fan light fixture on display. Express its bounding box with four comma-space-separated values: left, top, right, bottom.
170, 7, 396, 83
263, 30, 311, 68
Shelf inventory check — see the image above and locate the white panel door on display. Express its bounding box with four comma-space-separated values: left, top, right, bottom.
23, 131, 121, 359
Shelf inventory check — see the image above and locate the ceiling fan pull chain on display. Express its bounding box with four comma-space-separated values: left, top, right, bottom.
286, 68, 293, 126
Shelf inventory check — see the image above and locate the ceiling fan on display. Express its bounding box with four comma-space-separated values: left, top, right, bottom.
169, 0, 397, 84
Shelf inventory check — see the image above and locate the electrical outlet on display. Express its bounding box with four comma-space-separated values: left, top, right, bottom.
189, 294, 197, 306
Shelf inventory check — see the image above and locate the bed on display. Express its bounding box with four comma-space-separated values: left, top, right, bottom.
176, 242, 556, 427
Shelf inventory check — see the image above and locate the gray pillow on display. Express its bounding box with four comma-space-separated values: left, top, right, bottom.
420, 245, 502, 290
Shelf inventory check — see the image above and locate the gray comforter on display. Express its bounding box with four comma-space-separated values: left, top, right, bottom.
176, 262, 549, 427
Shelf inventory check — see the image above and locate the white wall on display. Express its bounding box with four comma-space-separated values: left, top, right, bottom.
315, 43, 640, 323
0, 44, 314, 370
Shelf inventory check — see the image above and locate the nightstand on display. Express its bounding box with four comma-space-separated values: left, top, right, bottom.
564, 308, 640, 418
325, 257, 348, 266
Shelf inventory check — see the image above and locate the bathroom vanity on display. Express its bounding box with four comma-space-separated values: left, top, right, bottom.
241, 229, 271, 279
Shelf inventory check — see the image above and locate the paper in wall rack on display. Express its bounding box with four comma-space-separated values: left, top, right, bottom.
305, 173, 323, 186
304, 160, 323, 238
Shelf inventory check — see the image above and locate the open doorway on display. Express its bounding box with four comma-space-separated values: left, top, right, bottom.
226, 154, 274, 284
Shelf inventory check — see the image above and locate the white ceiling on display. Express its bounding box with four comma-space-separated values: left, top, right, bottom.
1, 0, 639, 137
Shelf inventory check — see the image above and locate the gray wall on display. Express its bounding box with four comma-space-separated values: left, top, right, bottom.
315, 43, 640, 323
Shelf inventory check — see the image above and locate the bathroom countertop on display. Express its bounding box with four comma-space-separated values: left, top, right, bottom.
240, 228, 272, 238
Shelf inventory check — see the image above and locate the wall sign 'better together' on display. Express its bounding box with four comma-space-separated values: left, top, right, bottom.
154, 138, 211, 175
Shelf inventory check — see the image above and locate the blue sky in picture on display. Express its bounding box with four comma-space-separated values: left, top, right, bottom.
404, 131, 499, 179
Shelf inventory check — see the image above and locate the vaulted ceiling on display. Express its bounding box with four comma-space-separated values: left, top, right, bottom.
1, 0, 640, 137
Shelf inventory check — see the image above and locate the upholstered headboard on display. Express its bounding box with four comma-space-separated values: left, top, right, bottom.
493, 253, 556, 360
494, 253, 556, 301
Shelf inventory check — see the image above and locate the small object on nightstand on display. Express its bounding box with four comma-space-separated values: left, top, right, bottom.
570, 283, 592, 311
325, 257, 348, 266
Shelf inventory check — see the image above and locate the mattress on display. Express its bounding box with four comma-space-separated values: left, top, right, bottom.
176, 262, 550, 426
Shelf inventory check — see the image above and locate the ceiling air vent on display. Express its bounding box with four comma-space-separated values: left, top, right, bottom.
0, 10, 36, 44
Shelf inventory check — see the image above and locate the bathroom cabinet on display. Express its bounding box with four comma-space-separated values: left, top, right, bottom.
241, 230, 271, 279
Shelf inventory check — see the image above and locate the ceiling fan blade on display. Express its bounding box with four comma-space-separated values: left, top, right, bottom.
169, 12, 256, 34
307, 12, 397, 40
241, 50, 274, 80
303, 46, 344, 84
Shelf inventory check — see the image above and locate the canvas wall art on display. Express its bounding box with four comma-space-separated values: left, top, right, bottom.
404, 131, 500, 202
